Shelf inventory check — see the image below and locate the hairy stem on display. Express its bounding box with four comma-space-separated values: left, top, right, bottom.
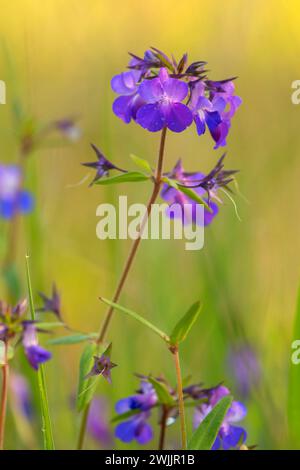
172, 346, 187, 450
77, 127, 168, 450
158, 405, 168, 450
97, 126, 167, 344
0, 342, 9, 450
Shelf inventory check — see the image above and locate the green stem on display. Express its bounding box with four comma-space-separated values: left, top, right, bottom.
77, 128, 168, 450
172, 345, 187, 450
0, 342, 9, 450
77, 402, 90, 450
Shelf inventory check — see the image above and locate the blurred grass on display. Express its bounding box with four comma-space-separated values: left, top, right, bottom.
0, 0, 300, 449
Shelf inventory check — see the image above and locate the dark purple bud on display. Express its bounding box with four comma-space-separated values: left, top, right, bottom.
82, 144, 126, 185
37, 283, 62, 320
85, 345, 117, 384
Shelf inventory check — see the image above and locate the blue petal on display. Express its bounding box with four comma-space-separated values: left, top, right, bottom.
115, 420, 136, 443
115, 397, 135, 414
222, 425, 247, 450
0, 199, 15, 219
194, 114, 206, 135
205, 111, 222, 133
136, 421, 153, 445
19, 191, 34, 214
211, 435, 221, 450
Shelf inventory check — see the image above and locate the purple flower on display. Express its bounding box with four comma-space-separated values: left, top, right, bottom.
0, 165, 33, 219
161, 160, 219, 226
85, 350, 117, 384
22, 322, 52, 370
10, 372, 33, 420
38, 283, 62, 320
87, 398, 112, 446
82, 144, 126, 185
111, 69, 144, 124
136, 68, 193, 132
228, 345, 261, 398
193, 385, 247, 450
115, 412, 153, 445
115, 380, 157, 445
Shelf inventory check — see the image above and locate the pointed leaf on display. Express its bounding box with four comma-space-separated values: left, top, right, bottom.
188, 395, 232, 450
130, 154, 152, 174
94, 171, 149, 185
176, 184, 211, 211
170, 301, 202, 346
100, 297, 169, 343
76, 342, 98, 412
148, 377, 175, 406
111, 409, 140, 423
48, 333, 97, 346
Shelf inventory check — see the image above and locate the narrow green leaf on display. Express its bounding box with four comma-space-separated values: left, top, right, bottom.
3, 264, 21, 301
94, 171, 149, 185
111, 409, 141, 423
148, 377, 175, 406
288, 285, 300, 443
100, 297, 169, 343
161, 176, 179, 190
188, 395, 232, 450
130, 154, 152, 174
176, 184, 211, 211
0, 341, 14, 365
36, 322, 65, 330
170, 301, 202, 346
76, 342, 101, 412
48, 333, 97, 346
25, 255, 55, 450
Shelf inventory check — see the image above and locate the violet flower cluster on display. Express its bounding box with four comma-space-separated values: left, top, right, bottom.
111, 48, 241, 148
0, 299, 51, 370
114, 377, 247, 450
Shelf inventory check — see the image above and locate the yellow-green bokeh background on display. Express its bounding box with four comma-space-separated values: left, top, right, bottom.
1, 0, 300, 449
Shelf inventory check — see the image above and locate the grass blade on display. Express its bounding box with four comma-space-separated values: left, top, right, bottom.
25, 255, 55, 450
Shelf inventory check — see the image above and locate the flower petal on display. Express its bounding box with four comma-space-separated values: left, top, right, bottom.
227, 401, 247, 423
115, 420, 136, 443
136, 421, 153, 445
163, 77, 189, 102
166, 103, 193, 133
222, 425, 247, 450
136, 104, 165, 132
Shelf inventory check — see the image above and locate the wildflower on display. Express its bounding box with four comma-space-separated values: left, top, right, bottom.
87, 398, 112, 446
111, 48, 241, 143
22, 322, 52, 370
228, 345, 261, 398
161, 160, 219, 225
82, 144, 126, 185
115, 380, 157, 445
136, 68, 193, 132
0, 165, 33, 219
0, 300, 51, 371
85, 350, 117, 384
193, 385, 247, 450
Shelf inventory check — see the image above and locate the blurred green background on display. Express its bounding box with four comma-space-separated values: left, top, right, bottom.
0, 0, 300, 450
